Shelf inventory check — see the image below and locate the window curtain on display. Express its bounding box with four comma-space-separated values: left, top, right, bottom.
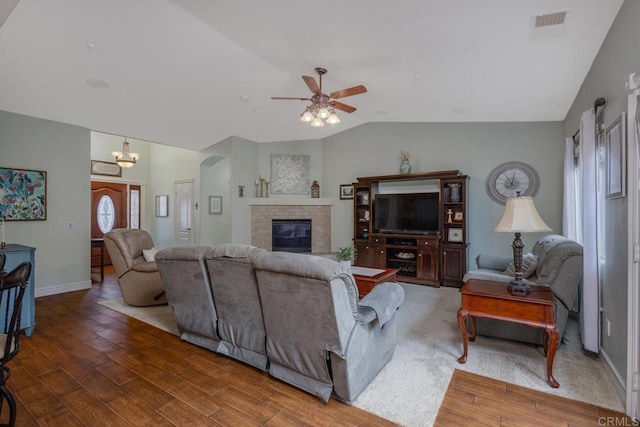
563, 136, 578, 242
578, 109, 600, 353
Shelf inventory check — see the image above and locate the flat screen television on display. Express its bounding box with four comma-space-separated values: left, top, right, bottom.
374, 192, 439, 235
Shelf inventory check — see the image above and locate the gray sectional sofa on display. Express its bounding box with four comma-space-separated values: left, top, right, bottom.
155, 243, 404, 403
463, 234, 583, 345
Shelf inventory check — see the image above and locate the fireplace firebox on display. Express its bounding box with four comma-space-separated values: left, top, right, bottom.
272, 219, 311, 253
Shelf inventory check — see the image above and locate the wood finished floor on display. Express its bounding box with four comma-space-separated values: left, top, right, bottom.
435, 369, 632, 426
4, 267, 395, 426
4, 267, 632, 426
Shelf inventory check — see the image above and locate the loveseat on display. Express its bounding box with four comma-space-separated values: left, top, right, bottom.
463, 234, 583, 345
155, 243, 404, 403
104, 229, 167, 306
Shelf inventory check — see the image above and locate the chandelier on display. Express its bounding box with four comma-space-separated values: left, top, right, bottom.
112, 138, 139, 168
300, 94, 340, 128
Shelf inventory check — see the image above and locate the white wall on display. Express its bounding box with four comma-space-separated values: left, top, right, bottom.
1, 110, 91, 295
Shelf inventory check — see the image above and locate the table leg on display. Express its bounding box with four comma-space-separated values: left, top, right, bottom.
99, 243, 104, 282
469, 316, 476, 342
457, 309, 468, 363
545, 325, 560, 388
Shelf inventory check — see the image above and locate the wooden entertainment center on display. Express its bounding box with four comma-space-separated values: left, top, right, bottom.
352, 170, 469, 287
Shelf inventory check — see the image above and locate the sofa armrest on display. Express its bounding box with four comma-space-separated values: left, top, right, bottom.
475, 254, 512, 271
463, 270, 515, 283
357, 282, 405, 327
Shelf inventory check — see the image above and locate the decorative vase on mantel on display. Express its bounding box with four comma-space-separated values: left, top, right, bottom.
399, 159, 412, 175
311, 180, 320, 198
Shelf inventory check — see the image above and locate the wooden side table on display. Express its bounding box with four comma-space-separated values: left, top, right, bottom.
91, 237, 105, 282
457, 278, 560, 388
351, 267, 397, 298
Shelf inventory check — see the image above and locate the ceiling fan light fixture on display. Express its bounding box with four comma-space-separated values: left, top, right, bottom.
317, 107, 330, 119
301, 109, 314, 122
272, 67, 366, 128
326, 110, 340, 124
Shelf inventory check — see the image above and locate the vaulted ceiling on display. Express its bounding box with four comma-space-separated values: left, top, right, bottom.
0, 0, 624, 151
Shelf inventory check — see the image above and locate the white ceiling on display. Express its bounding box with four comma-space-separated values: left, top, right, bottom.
0, 0, 624, 151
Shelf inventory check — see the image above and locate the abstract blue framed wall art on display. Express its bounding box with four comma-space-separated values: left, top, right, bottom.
0, 167, 47, 220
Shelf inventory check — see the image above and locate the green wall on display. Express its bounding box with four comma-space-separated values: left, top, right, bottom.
0, 110, 91, 295
563, 0, 640, 386
321, 121, 564, 259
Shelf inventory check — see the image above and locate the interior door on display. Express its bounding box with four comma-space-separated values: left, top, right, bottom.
174, 179, 194, 245
91, 181, 127, 265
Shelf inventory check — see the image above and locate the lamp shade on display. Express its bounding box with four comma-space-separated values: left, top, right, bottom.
494, 196, 551, 233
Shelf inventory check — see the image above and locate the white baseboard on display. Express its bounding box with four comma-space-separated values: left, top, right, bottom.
601, 348, 627, 404
35, 280, 92, 298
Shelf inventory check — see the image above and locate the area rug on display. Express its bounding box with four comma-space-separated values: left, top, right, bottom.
99, 297, 179, 336
99, 283, 625, 427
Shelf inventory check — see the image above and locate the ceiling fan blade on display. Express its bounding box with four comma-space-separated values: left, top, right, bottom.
302, 75, 320, 94
271, 97, 312, 101
330, 101, 357, 113
330, 85, 367, 99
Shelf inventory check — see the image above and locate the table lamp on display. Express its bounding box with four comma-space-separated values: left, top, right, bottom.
494, 195, 551, 293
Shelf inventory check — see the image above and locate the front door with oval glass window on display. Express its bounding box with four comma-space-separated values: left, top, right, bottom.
91, 181, 128, 266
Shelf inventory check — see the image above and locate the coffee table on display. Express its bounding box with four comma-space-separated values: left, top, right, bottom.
457, 278, 560, 388
351, 266, 397, 298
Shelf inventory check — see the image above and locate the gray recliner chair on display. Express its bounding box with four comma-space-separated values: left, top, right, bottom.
155, 245, 219, 350
104, 229, 167, 306
463, 234, 583, 344
253, 251, 405, 403
205, 244, 269, 370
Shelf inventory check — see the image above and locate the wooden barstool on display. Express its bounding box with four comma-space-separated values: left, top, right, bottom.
0, 262, 31, 427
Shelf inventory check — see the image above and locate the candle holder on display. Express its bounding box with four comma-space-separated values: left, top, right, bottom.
255, 177, 269, 197
1, 241, 5, 249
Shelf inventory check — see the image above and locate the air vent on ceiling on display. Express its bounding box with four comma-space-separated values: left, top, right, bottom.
534, 11, 567, 28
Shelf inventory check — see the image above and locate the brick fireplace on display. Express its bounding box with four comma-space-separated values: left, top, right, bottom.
249, 199, 333, 253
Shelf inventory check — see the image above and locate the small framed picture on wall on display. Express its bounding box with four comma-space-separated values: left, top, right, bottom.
605, 113, 626, 199
340, 184, 354, 200
209, 196, 222, 214
155, 195, 168, 217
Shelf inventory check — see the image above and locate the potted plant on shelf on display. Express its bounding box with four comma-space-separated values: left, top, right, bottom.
336, 246, 355, 269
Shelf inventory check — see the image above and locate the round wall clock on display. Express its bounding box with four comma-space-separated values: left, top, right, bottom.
485, 161, 539, 205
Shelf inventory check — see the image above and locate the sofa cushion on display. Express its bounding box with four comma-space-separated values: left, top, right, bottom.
475, 254, 512, 271
503, 253, 538, 278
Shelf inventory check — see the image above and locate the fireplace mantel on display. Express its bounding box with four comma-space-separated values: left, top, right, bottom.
247, 198, 335, 206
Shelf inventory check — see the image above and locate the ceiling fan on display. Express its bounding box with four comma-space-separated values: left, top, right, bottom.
271, 67, 367, 127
